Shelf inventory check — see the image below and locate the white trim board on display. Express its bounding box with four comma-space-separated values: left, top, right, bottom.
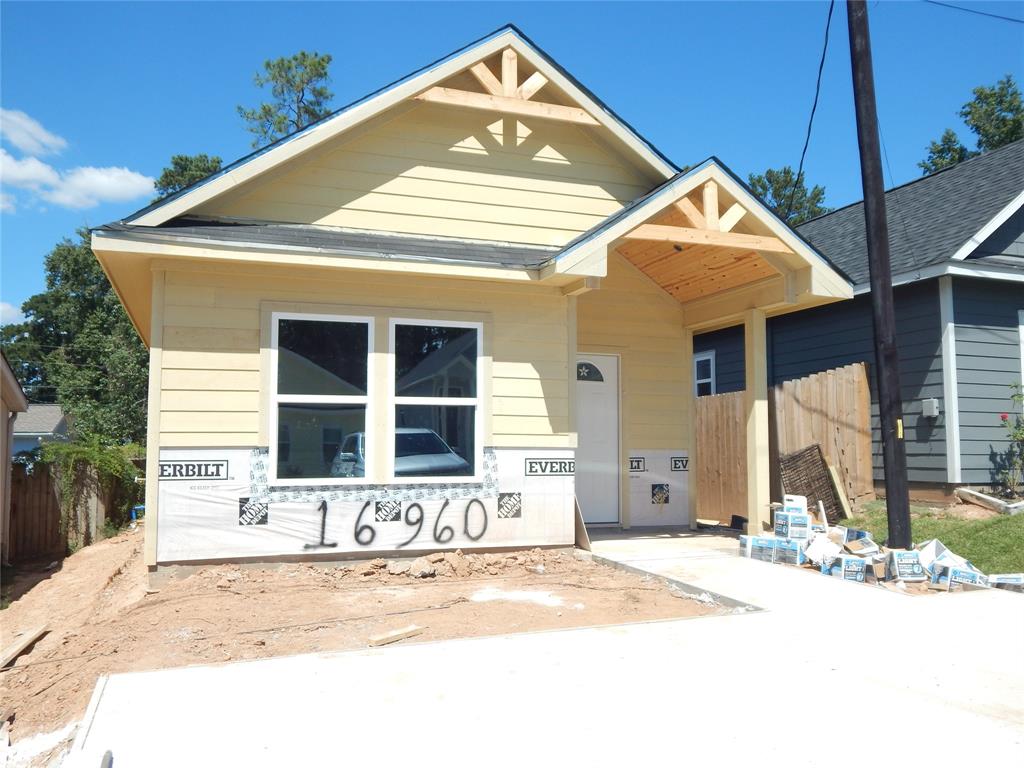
951, 190, 1024, 261
852, 260, 1024, 295
938, 276, 962, 484
1018, 309, 1024, 393
129, 28, 674, 228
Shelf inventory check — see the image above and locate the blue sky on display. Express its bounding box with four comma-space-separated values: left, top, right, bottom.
2, 1, 1022, 320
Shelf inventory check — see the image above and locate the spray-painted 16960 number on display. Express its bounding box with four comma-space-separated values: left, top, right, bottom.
306, 498, 489, 549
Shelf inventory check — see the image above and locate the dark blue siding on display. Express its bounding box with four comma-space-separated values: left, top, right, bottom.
693, 325, 745, 394
953, 277, 1023, 486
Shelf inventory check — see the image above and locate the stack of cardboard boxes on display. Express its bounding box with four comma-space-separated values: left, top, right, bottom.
737, 495, 1021, 592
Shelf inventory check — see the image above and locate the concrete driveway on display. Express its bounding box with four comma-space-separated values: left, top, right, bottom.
66, 532, 1024, 767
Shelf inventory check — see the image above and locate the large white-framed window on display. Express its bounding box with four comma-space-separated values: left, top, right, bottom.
269, 311, 374, 485
693, 350, 716, 397
388, 318, 484, 483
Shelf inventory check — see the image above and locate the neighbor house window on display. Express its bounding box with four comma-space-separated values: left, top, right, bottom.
391, 320, 481, 480
271, 313, 372, 483
693, 350, 716, 397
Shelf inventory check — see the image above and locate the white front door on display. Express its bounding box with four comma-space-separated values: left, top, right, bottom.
575, 354, 619, 524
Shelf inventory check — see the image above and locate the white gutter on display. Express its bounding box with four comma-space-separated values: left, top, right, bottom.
851, 260, 1024, 295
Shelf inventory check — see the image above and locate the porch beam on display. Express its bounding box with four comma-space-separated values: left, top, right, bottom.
683, 328, 698, 531
674, 198, 706, 229
502, 48, 518, 97
744, 308, 770, 536
703, 181, 720, 230
414, 87, 600, 126
560, 276, 601, 296
719, 203, 746, 233
469, 62, 503, 96
623, 224, 794, 255
516, 71, 548, 100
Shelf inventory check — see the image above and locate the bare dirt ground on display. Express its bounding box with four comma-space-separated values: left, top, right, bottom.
1, 528, 722, 761
917, 502, 1000, 521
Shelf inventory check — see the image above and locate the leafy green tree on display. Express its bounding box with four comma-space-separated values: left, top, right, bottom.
962, 75, 1024, 152
748, 166, 830, 226
153, 153, 223, 200
919, 128, 975, 174
919, 75, 1023, 174
0, 230, 148, 443
238, 51, 334, 148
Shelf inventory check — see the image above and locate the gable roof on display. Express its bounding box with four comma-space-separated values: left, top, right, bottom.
124, 24, 676, 228
796, 139, 1024, 286
551, 157, 853, 285
13, 404, 67, 436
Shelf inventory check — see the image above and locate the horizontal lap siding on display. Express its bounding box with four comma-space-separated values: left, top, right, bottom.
577, 254, 687, 450
693, 325, 745, 394
195, 104, 651, 247
953, 277, 1023, 486
768, 280, 947, 483
159, 269, 571, 448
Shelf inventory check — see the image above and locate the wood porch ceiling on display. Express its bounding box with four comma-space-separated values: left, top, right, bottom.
614, 180, 792, 304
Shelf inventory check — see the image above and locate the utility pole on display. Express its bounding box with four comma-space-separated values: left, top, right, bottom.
846, 0, 912, 549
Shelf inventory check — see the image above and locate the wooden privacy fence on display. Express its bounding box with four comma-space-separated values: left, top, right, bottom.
695, 391, 747, 525
694, 362, 873, 526
8, 463, 63, 562
770, 362, 874, 505
7, 462, 122, 563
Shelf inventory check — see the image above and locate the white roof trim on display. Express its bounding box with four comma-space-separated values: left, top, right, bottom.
2, 355, 28, 412
130, 29, 675, 228
852, 259, 1024, 294
950, 188, 1024, 261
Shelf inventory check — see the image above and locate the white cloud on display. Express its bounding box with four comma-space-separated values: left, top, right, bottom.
0, 301, 24, 325
0, 147, 60, 190
39, 165, 154, 209
0, 148, 153, 210
0, 109, 68, 156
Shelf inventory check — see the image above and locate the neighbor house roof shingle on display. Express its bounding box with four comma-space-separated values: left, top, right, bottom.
795, 139, 1024, 285
13, 404, 67, 435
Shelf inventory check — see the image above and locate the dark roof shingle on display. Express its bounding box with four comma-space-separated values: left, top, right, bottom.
796, 139, 1024, 284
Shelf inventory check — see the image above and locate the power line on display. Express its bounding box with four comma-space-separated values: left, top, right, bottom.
784, 0, 836, 222
923, 0, 1024, 24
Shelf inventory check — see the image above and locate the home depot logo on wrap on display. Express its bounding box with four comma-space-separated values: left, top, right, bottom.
238, 498, 268, 526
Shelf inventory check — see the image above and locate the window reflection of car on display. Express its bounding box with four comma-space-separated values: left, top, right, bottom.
330, 428, 471, 478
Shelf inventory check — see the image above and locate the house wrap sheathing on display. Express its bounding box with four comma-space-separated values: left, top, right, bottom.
92, 26, 852, 567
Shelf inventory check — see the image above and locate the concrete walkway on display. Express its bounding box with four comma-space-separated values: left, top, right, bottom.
66, 533, 1024, 767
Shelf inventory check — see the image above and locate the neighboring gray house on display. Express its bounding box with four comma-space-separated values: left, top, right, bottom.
12, 404, 70, 455
694, 139, 1024, 497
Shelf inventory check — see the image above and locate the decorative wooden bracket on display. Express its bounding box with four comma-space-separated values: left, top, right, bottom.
415, 48, 599, 126
624, 180, 793, 255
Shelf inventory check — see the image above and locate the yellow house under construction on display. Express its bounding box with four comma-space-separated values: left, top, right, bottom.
92, 25, 852, 567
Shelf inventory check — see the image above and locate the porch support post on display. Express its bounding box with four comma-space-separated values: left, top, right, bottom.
744, 308, 770, 534
682, 327, 698, 530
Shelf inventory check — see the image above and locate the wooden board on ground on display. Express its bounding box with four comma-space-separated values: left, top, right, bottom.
1, 626, 47, 668
827, 464, 853, 519
368, 625, 425, 648
574, 499, 592, 551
